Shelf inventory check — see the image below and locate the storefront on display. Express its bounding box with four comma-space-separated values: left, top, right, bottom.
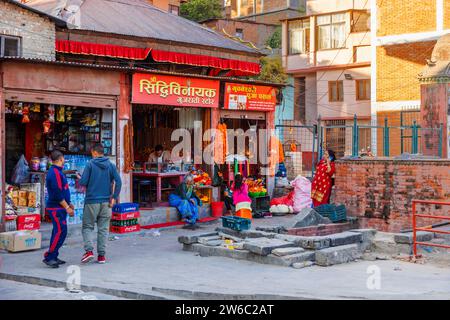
216, 82, 278, 196
0, 60, 122, 231
130, 72, 220, 207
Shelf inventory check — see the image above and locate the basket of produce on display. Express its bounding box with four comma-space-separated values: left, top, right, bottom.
246, 178, 267, 198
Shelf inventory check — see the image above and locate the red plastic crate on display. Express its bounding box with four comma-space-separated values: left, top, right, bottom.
110, 224, 140, 234
17, 214, 41, 224
111, 211, 140, 221
17, 221, 41, 231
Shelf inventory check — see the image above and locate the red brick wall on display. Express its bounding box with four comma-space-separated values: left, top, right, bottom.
334, 159, 450, 232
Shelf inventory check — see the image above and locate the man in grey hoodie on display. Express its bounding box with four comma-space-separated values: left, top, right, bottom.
78, 143, 122, 264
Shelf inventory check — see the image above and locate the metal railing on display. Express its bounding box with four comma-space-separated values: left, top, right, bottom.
412, 199, 450, 258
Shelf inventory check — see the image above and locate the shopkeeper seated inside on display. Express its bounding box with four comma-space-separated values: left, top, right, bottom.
148, 145, 171, 163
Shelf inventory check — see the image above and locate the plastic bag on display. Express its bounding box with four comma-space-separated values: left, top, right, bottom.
11, 155, 30, 185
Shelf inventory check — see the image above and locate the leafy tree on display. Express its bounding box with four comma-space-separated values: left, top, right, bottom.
266, 26, 282, 49
180, 0, 223, 22
258, 56, 287, 84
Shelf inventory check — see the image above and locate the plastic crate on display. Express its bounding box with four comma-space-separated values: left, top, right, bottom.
221, 216, 251, 231
112, 203, 139, 213
315, 204, 347, 222
251, 195, 271, 214
111, 211, 140, 221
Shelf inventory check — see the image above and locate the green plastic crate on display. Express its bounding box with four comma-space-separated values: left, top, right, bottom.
315, 204, 347, 222
221, 216, 251, 231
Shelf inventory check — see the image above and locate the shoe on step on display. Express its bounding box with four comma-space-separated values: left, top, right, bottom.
56, 258, 66, 265
81, 251, 94, 264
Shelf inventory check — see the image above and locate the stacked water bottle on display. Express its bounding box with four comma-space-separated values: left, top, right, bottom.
42, 155, 92, 225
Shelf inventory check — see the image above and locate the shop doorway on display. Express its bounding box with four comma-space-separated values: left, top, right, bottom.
4, 101, 116, 226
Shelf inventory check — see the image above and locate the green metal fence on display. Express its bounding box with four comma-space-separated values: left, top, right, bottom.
276, 115, 445, 179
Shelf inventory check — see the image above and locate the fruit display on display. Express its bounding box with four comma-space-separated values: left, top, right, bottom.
191, 169, 212, 186
245, 178, 267, 197
199, 195, 210, 203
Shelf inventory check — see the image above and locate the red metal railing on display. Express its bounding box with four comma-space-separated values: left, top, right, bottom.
412, 199, 450, 257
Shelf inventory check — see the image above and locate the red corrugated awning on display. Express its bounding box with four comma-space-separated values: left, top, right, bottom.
56, 40, 152, 60
55, 40, 261, 75
151, 49, 261, 75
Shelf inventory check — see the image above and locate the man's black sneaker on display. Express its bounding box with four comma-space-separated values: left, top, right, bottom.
56, 259, 66, 265
43, 259, 59, 268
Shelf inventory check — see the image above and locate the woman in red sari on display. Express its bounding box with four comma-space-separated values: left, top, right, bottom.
311, 149, 336, 207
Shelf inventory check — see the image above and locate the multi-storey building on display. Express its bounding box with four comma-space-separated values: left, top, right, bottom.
371, 0, 450, 156
227, 0, 305, 24
148, 0, 187, 15
281, 0, 371, 157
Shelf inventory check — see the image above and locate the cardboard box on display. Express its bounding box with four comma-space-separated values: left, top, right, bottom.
17, 221, 41, 231
0, 230, 41, 252
16, 214, 41, 224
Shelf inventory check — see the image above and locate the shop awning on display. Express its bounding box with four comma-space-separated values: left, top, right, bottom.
55, 40, 261, 75
56, 40, 152, 60
151, 49, 261, 75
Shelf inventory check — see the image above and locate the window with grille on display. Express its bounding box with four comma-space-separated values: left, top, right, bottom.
328, 81, 344, 102
0, 35, 21, 57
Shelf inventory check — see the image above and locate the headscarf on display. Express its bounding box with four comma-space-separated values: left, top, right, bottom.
184, 174, 194, 198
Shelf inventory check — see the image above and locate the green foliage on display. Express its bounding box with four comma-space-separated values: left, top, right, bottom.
266, 26, 282, 49
258, 56, 287, 84
180, 0, 223, 22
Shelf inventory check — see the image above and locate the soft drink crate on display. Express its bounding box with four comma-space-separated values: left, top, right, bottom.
17, 214, 40, 224
112, 203, 139, 213
111, 211, 140, 221
111, 219, 139, 227
110, 224, 140, 234
17, 221, 41, 231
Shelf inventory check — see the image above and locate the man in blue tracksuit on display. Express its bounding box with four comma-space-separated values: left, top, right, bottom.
78, 143, 122, 264
43, 150, 74, 268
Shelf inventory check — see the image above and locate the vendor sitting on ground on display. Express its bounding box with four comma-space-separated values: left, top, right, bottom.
148, 144, 171, 163
168, 174, 202, 228
230, 174, 252, 219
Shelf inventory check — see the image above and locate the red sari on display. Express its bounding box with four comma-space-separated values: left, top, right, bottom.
311, 159, 335, 207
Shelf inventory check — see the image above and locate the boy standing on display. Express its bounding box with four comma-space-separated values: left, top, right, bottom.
78, 143, 122, 264
43, 150, 74, 268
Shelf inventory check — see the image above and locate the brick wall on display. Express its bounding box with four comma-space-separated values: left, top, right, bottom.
376, 41, 436, 102
203, 19, 277, 49
0, 1, 55, 61
445, 0, 450, 30
376, 0, 436, 37
334, 159, 450, 232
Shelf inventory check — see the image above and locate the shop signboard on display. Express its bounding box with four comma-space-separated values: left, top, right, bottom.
223, 83, 277, 112
132, 73, 220, 108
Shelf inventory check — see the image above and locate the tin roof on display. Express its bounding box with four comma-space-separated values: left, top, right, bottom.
4, 0, 67, 27
0, 56, 285, 87
25, 0, 260, 55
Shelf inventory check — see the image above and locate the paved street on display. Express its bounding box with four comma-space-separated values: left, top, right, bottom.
0, 279, 127, 300
1, 217, 449, 300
